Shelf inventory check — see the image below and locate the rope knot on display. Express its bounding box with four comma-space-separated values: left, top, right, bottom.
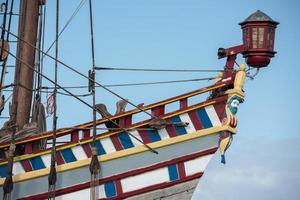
89, 147, 100, 175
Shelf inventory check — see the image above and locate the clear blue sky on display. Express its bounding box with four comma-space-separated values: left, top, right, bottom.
2, 0, 299, 199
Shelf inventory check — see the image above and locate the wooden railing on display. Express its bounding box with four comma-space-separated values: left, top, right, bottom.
0, 80, 233, 151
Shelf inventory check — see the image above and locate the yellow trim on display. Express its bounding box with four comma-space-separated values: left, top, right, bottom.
0, 83, 227, 149
0, 100, 218, 164
0, 125, 236, 185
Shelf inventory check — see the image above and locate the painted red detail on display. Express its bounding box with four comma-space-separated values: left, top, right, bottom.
55, 151, 65, 165
177, 162, 186, 179
138, 130, 152, 144
21, 147, 217, 200
20, 159, 32, 172
188, 110, 203, 130
110, 135, 123, 151
165, 119, 178, 138
82, 143, 92, 158
115, 179, 123, 195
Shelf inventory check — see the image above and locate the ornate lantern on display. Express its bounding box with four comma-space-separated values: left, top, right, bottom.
239, 10, 279, 68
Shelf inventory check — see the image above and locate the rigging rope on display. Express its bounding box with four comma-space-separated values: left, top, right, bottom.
102, 77, 214, 87
36, 3, 44, 97
4, 48, 158, 157
2, 124, 16, 200
48, 0, 59, 199
1, 28, 159, 121
87, 0, 100, 199
2, 1, 15, 199
0, 0, 13, 101
43, 0, 87, 57
36, 77, 215, 91
32, 3, 44, 103
39, 4, 47, 97
96, 66, 223, 72
0, 0, 8, 60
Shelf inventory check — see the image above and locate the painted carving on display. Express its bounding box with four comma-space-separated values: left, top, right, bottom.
225, 63, 246, 97
219, 94, 244, 164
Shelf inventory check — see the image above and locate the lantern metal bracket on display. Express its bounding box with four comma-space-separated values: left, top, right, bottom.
218, 44, 246, 79
246, 67, 260, 80
217, 44, 246, 59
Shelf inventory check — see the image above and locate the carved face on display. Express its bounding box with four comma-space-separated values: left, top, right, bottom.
228, 96, 244, 115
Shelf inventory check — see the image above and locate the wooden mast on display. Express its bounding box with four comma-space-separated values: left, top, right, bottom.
12, 0, 41, 130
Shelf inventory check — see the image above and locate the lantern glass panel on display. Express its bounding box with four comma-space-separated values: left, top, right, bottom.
269, 28, 274, 51
243, 27, 250, 49
266, 29, 270, 49
252, 27, 258, 48
258, 28, 264, 48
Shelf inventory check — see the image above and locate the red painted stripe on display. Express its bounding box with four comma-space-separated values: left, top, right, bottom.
213, 101, 226, 122
165, 119, 178, 138
177, 162, 186, 179
104, 172, 203, 200
21, 147, 217, 200
115, 179, 123, 195
55, 152, 65, 165
138, 130, 151, 144
82, 143, 92, 158
188, 110, 203, 130
20, 160, 32, 172
110, 135, 123, 151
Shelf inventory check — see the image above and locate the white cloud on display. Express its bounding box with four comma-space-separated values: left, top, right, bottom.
192, 136, 300, 200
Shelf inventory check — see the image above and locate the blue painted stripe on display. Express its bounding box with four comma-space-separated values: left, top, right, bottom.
168, 164, 179, 181
0, 164, 8, 178
118, 132, 134, 149
60, 148, 77, 163
30, 156, 46, 170
94, 140, 106, 155
197, 108, 213, 128
171, 116, 187, 135
104, 181, 116, 198
147, 130, 161, 142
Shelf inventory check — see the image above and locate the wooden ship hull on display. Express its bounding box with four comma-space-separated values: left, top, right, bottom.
0, 1, 278, 198
0, 80, 241, 199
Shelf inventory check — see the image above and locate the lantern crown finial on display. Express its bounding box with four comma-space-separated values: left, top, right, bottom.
239, 10, 279, 25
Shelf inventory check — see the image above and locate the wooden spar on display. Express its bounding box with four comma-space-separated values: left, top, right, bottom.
12, 0, 40, 130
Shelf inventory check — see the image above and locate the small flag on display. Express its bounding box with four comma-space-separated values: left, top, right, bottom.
47, 92, 55, 115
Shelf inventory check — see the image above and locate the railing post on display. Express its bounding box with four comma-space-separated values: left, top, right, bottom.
180, 98, 188, 110
151, 105, 165, 117
71, 130, 79, 142
24, 143, 33, 154
83, 129, 90, 138
118, 115, 132, 128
